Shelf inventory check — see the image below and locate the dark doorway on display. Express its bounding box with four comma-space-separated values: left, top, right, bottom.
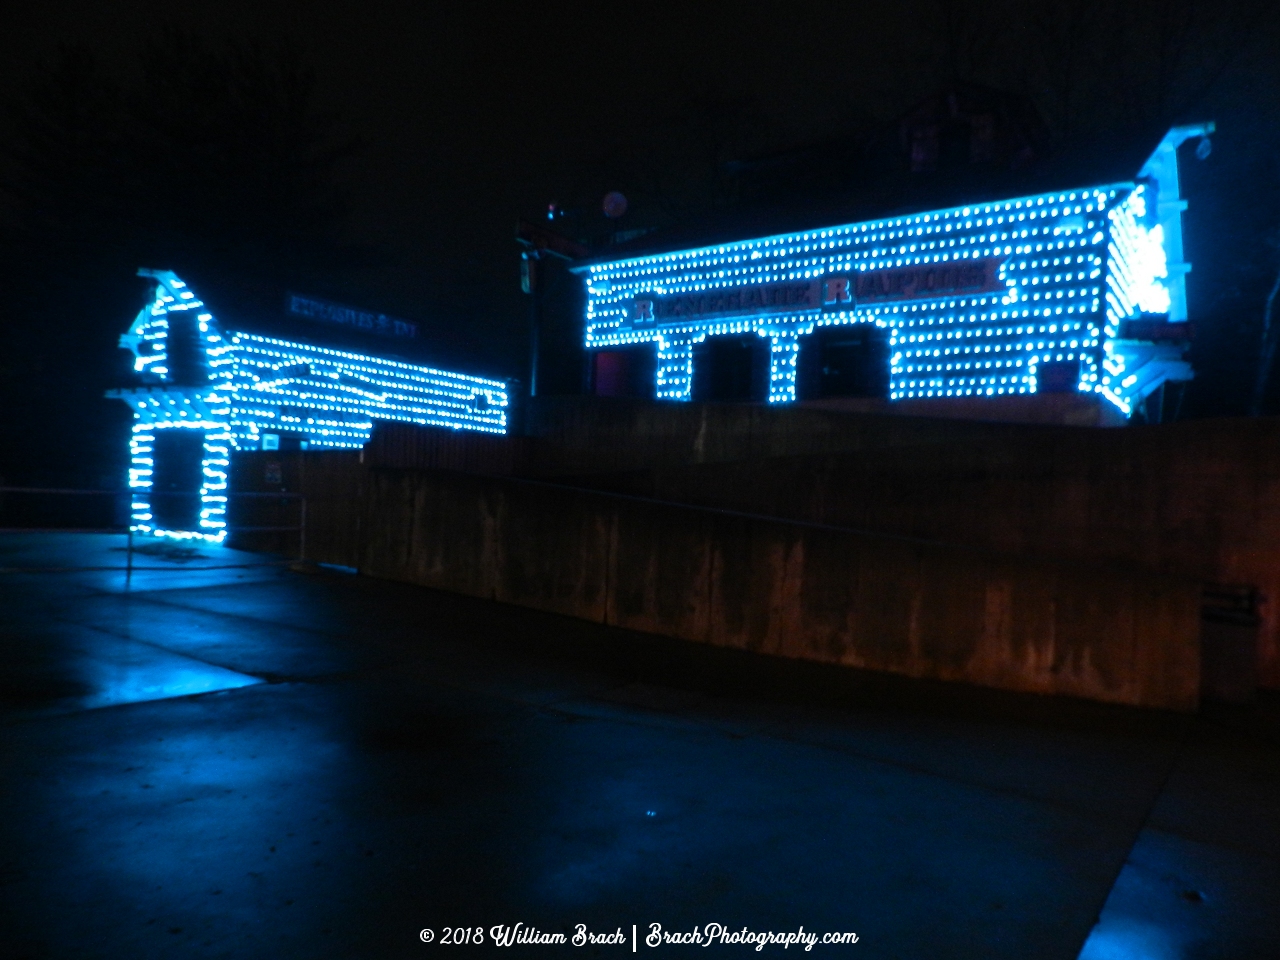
163, 314, 208, 385
798, 325, 889, 399
692, 334, 769, 402
592, 347, 656, 399
151, 429, 205, 531
1037, 360, 1081, 394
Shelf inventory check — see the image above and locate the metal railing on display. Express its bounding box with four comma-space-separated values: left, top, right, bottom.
0, 486, 308, 572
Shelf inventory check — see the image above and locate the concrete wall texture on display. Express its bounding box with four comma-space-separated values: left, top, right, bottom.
231, 400, 1280, 710
364, 400, 1280, 691
553, 417, 1280, 690
355, 470, 1201, 711
364, 397, 1045, 480
233, 449, 1202, 712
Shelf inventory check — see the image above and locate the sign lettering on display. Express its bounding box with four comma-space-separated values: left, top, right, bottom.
854, 258, 1004, 303
287, 294, 418, 340
627, 280, 822, 325
824, 277, 852, 304
626, 257, 1005, 328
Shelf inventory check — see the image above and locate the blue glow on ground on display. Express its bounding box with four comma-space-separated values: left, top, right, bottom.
1, 531, 1275, 959
1078, 921, 1178, 959
79, 654, 261, 711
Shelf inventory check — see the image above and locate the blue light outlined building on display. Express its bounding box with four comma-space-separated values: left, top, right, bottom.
574, 123, 1212, 419
108, 270, 509, 541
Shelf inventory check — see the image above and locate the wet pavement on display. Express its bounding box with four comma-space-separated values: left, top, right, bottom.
1, 532, 1277, 959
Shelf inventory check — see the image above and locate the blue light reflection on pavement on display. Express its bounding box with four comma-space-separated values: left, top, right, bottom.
0, 533, 267, 718
1078, 920, 1180, 960
2, 531, 1277, 960
77, 645, 262, 711
0, 531, 288, 594
0, 623, 264, 721
1078, 806, 1280, 960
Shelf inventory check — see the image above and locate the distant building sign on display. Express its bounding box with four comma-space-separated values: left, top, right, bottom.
852, 257, 1005, 304
287, 294, 418, 340
627, 256, 1006, 327
628, 279, 822, 326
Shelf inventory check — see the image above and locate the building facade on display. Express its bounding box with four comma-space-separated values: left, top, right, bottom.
109, 269, 508, 541
575, 123, 1211, 420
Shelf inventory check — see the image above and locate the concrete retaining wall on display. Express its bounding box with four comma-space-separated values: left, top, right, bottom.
367, 399, 1274, 689
354, 467, 1201, 711
568, 417, 1280, 689
230, 400, 1240, 710
365, 397, 1037, 477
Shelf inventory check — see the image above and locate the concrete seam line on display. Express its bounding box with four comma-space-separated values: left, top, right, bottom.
0, 562, 291, 573
1074, 718, 1196, 955
47, 614, 271, 681
68, 588, 342, 639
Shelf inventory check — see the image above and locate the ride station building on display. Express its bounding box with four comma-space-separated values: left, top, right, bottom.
575, 113, 1213, 423
108, 269, 509, 541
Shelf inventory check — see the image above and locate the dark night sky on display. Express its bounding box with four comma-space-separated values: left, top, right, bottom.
2, 0, 1278, 404
2, 0, 961, 374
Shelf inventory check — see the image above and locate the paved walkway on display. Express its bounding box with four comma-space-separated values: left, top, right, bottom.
1, 533, 1276, 959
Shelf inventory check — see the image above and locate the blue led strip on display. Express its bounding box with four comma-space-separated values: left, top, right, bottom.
117, 274, 208, 379
125, 413, 232, 543
655, 336, 694, 401
1099, 184, 1178, 415
577, 160, 1201, 414
763, 324, 811, 404
115, 270, 509, 541
209, 332, 509, 445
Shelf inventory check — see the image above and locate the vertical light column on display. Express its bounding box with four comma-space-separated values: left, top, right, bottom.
128, 418, 155, 532
199, 426, 232, 538
766, 331, 802, 403
655, 336, 694, 401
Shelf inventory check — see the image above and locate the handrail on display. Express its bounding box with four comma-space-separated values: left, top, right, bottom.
0, 486, 308, 569
0, 487, 301, 499
0, 486, 120, 496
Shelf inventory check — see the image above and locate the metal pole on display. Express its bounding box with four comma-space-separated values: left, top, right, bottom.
126, 524, 133, 585
1172, 381, 1188, 422
528, 253, 541, 399
299, 449, 307, 562
1250, 268, 1280, 416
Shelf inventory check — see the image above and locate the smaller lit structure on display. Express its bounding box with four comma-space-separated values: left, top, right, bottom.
109, 270, 509, 541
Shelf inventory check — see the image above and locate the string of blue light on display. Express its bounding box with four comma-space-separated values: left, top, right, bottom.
118, 271, 509, 542
583, 184, 1174, 411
